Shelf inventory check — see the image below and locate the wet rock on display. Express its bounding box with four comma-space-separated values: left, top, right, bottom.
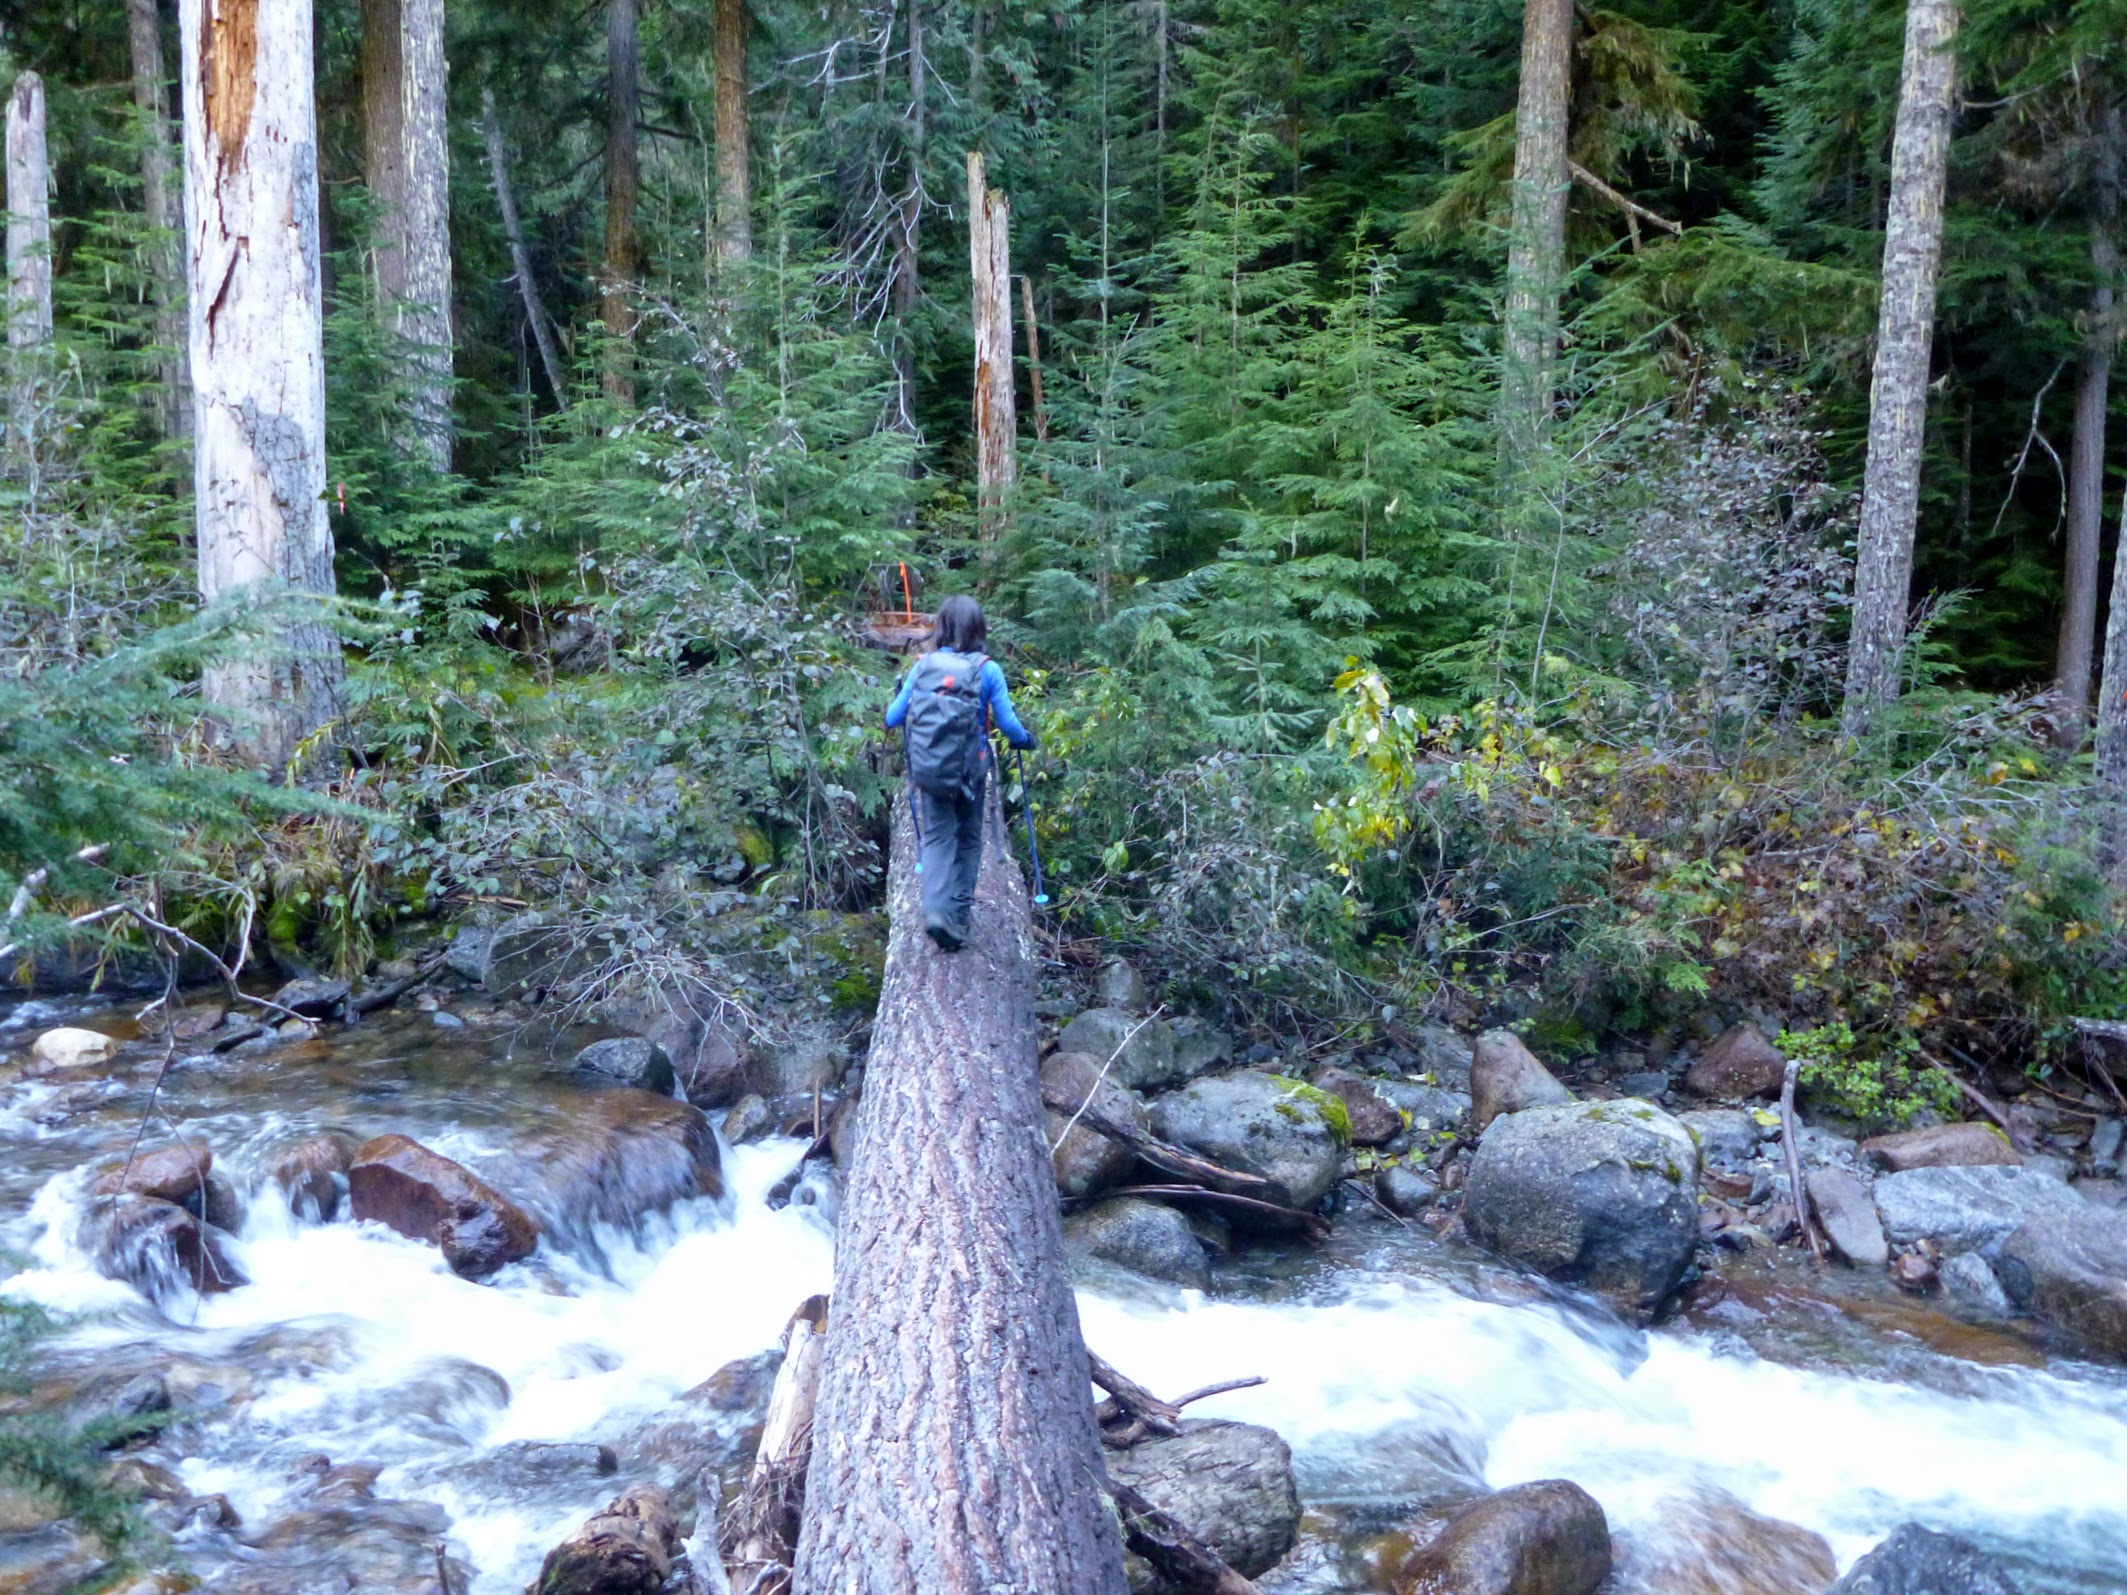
1610, 1488, 1834, 1595
347, 1134, 539, 1279
1315, 1067, 1403, 1146
503, 1089, 725, 1242
530, 1483, 679, 1595
746, 1034, 848, 1098
1044, 1049, 1147, 1199
2090, 1117, 2124, 1172
1861, 1122, 2021, 1172
1871, 1165, 2084, 1256
271, 975, 351, 1019
1377, 1164, 1440, 1216
1148, 1070, 1346, 1212
31, 1027, 116, 1069
231, 1496, 463, 1595
1059, 1008, 1182, 1092
1683, 1025, 1786, 1101
1828, 1522, 2023, 1594
81, 1194, 247, 1304
97, 1371, 172, 1428
571, 1037, 676, 1095
1411, 1023, 1476, 1088
1806, 1168, 1889, 1267
1110, 1422, 1300, 1584
90, 1145, 211, 1207
1392, 1479, 1610, 1595
1462, 1100, 1700, 1317
272, 1131, 360, 1222
685, 1349, 781, 1414
721, 1093, 775, 1145
1379, 1080, 1472, 1137
0, 1520, 111, 1592
1940, 1252, 2016, 1318
1678, 1108, 1761, 1170
1065, 1197, 1209, 1290
1995, 1208, 2127, 1357
1096, 958, 1151, 1011
1169, 1017, 1234, 1083
1891, 1251, 1940, 1293
1469, 1031, 1572, 1136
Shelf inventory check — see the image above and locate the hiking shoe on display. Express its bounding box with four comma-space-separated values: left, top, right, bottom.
925, 916, 964, 952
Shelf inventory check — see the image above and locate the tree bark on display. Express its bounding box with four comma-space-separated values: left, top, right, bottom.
361, 0, 454, 470
790, 794, 1127, 1595
1499, 0, 1572, 462
968, 151, 1016, 539
179, 0, 346, 771
712, 0, 751, 270
890, 0, 926, 433
127, 0, 192, 442
6, 69, 51, 464
1841, 0, 1961, 737
2056, 100, 2121, 727
481, 88, 569, 411
603, 0, 641, 404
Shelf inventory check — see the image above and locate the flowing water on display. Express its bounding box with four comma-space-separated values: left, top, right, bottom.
3, 993, 2125, 1593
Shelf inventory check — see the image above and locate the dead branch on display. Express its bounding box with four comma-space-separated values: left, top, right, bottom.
1779, 1057, 1823, 1260
1104, 1477, 1260, 1595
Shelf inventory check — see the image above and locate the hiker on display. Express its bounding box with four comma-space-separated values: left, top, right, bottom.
885, 595, 1036, 951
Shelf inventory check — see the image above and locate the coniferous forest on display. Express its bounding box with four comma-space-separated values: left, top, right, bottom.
5, 0, 2127, 1588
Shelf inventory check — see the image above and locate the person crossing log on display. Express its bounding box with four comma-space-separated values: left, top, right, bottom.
789, 779, 1126, 1594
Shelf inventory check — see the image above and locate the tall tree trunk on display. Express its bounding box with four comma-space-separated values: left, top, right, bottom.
361, 0, 454, 470
603, 0, 641, 404
1841, 0, 1961, 736
127, 0, 192, 442
712, 0, 751, 270
481, 87, 570, 411
790, 795, 1128, 1595
968, 151, 1016, 539
2097, 478, 2127, 878
6, 70, 51, 465
179, 0, 345, 771
2056, 100, 2121, 727
1498, 0, 1572, 461
891, 0, 926, 433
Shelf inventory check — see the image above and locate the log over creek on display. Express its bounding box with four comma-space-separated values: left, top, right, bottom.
3, 805, 2127, 1591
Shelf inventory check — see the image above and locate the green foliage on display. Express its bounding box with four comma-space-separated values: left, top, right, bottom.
1779, 1021, 1960, 1130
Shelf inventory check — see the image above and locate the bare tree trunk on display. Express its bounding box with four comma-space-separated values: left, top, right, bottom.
7, 70, 51, 464
2056, 100, 2121, 728
2098, 477, 2127, 877
603, 0, 641, 404
890, 0, 926, 433
790, 795, 1128, 1595
968, 151, 1016, 539
179, 0, 345, 771
481, 87, 569, 411
127, 0, 192, 442
1020, 273, 1048, 442
1842, 0, 1961, 736
712, 0, 751, 270
361, 0, 453, 469
1499, 0, 1572, 461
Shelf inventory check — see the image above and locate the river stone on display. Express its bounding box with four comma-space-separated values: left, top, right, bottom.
30, 1027, 116, 1070
1315, 1067, 1403, 1146
1470, 1031, 1573, 1135
1065, 1197, 1209, 1290
571, 1038, 676, 1095
348, 1134, 539, 1279
270, 975, 351, 1019
1393, 1479, 1611, 1595
1059, 1008, 1182, 1092
1148, 1070, 1347, 1212
1862, 1122, 2020, 1172
1683, 1025, 1786, 1100
81, 1194, 246, 1304
1110, 1422, 1299, 1585
1170, 1017, 1233, 1082
1612, 1488, 1834, 1595
1678, 1109, 1760, 1170
1095, 958, 1150, 1011
0, 1520, 110, 1593
1044, 1049, 1146, 1199
91, 1145, 211, 1207
1828, 1523, 2023, 1594
272, 1132, 359, 1222
1806, 1167, 1889, 1268
504, 1089, 726, 1241
590, 983, 747, 1107
1380, 1080, 1472, 1136
721, 1094, 774, 1145
1871, 1165, 2084, 1257
531, 1483, 678, 1595
1462, 1100, 1701, 1316
1377, 1164, 1441, 1216
1940, 1251, 2016, 1317
1994, 1208, 2127, 1356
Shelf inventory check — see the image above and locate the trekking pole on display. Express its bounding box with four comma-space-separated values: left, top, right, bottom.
907, 781, 925, 874
1014, 746, 1049, 906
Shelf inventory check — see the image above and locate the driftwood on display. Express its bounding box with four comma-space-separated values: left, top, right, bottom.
1089, 1353, 1264, 1450
1039, 1082, 1287, 1205
1779, 1058, 1823, 1260
1106, 1477, 1261, 1595
790, 794, 1126, 1594
722, 1295, 827, 1595
530, 1485, 680, 1595
685, 1482, 736, 1595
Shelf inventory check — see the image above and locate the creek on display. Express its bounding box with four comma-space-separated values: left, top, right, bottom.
2, 994, 2124, 1593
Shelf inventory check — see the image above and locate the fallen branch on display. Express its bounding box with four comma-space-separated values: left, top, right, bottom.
1104, 1477, 1259, 1595
346, 952, 450, 1022
1917, 1050, 2030, 1149
1779, 1058, 1823, 1260
1040, 1082, 1284, 1204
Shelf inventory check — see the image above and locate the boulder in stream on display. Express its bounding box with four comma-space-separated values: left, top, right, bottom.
1871, 1165, 2084, 1257
1862, 1122, 2020, 1172
1682, 1024, 1786, 1101
569, 1037, 677, 1094
1064, 1196, 1209, 1290
1392, 1478, 1611, 1595
1109, 1421, 1300, 1588
1806, 1167, 1889, 1268
1469, 1031, 1572, 1135
1044, 1049, 1146, 1199
346, 1134, 539, 1279
31, 1027, 117, 1070
1059, 1008, 1182, 1092
1828, 1522, 2024, 1594
593, 981, 747, 1106
501, 1088, 725, 1242
1994, 1208, 2127, 1357
81, 1194, 246, 1304
530, 1483, 679, 1595
1314, 1067, 1403, 1146
1611, 1488, 1835, 1595
271, 1132, 360, 1222
1148, 1070, 1347, 1212
90, 1145, 211, 1207
1462, 1099, 1700, 1316
270, 975, 351, 1019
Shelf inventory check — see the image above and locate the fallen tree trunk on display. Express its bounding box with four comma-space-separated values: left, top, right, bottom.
723, 1295, 827, 1594
791, 793, 1127, 1595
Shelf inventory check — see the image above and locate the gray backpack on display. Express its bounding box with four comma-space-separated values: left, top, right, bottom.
902, 650, 990, 799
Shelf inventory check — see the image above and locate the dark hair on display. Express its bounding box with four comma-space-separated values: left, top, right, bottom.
930, 594, 988, 654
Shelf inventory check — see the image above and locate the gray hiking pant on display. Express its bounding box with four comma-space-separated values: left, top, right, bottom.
916, 767, 987, 937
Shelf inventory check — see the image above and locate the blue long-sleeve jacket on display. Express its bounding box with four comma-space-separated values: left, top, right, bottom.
885, 656, 1035, 748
